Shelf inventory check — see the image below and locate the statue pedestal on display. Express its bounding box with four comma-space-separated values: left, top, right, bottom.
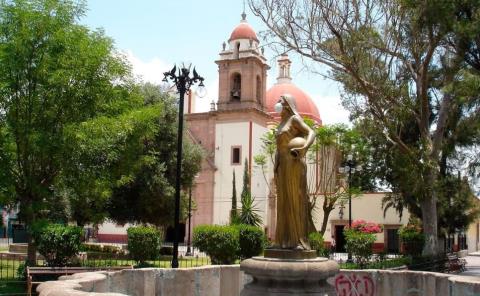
240, 250, 339, 296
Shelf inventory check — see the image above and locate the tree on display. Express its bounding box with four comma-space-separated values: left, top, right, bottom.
311, 124, 370, 236
250, 0, 480, 255
0, 0, 131, 262
65, 84, 203, 228
230, 170, 238, 223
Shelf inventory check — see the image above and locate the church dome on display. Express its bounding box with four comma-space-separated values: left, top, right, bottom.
266, 55, 321, 124
228, 13, 259, 42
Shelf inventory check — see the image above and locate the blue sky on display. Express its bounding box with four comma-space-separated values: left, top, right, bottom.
82, 0, 349, 124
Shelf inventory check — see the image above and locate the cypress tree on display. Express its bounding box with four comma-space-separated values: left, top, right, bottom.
230, 170, 238, 222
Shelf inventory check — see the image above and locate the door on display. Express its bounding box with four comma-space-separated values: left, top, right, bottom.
386, 228, 400, 253
335, 225, 346, 252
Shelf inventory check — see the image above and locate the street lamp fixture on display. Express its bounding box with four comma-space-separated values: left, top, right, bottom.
340, 152, 362, 263
162, 63, 205, 268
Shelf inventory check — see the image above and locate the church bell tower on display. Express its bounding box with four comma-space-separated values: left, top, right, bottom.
216, 13, 270, 112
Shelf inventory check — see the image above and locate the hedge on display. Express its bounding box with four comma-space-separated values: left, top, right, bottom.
127, 226, 162, 265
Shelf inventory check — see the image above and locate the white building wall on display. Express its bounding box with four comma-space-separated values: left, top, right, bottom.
214, 122, 250, 225
250, 123, 269, 227
97, 221, 132, 235
313, 193, 410, 244
213, 121, 269, 226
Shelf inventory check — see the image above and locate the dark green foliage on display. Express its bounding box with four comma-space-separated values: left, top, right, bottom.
236, 224, 265, 259
33, 224, 83, 266
104, 93, 204, 227
398, 220, 425, 257
193, 225, 239, 265
241, 158, 250, 202
230, 170, 238, 223
159, 246, 174, 256
0, 0, 132, 227
344, 229, 376, 268
308, 232, 328, 257
127, 226, 162, 265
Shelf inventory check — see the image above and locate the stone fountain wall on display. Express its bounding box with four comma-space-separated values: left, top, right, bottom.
37, 265, 246, 296
37, 265, 480, 296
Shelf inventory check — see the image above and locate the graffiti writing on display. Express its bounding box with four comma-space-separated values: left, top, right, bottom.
334, 274, 375, 296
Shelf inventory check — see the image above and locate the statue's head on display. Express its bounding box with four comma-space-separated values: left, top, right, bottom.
275, 94, 300, 117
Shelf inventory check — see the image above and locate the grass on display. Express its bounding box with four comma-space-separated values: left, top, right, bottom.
0, 280, 25, 295
0, 259, 22, 280
81, 255, 211, 268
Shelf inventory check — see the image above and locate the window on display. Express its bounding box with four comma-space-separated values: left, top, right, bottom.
231, 146, 241, 165
256, 75, 262, 102
230, 73, 241, 100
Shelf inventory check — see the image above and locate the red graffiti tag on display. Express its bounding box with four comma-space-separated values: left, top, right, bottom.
334, 274, 375, 296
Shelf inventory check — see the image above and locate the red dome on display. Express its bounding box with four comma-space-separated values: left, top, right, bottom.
266, 83, 322, 124
229, 22, 259, 42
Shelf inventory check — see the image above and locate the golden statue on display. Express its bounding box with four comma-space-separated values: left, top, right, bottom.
274, 94, 315, 250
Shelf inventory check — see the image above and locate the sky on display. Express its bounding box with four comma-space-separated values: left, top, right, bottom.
82, 0, 350, 125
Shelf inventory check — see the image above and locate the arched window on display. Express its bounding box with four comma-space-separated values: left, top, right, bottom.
256, 75, 262, 102
230, 73, 241, 100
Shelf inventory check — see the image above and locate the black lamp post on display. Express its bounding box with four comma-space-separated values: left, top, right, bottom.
162, 63, 205, 268
340, 153, 362, 263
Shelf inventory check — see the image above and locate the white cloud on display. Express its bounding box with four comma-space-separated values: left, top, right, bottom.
313, 95, 350, 125
124, 50, 171, 84
123, 50, 218, 113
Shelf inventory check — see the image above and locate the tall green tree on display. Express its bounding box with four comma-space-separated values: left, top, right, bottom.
0, 0, 131, 262
230, 170, 238, 223
241, 158, 250, 203
250, 0, 480, 255
311, 124, 372, 235
64, 83, 203, 228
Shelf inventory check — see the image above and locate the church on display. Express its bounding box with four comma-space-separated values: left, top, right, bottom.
185, 12, 322, 241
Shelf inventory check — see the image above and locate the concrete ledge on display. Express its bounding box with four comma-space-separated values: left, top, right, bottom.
37, 265, 245, 296
37, 265, 480, 296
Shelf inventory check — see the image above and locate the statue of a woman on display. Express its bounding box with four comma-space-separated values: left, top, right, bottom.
274, 94, 315, 250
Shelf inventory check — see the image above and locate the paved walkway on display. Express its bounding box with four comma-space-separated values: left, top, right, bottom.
458, 254, 480, 279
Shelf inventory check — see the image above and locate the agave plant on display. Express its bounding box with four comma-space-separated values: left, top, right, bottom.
239, 192, 263, 227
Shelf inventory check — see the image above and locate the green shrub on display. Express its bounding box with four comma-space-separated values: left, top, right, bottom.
17, 261, 31, 280
193, 225, 239, 264
344, 229, 376, 268
160, 246, 174, 256
398, 226, 425, 257
236, 224, 265, 259
82, 243, 124, 255
127, 226, 162, 265
308, 232, 328, 257
33, 224, 83, 266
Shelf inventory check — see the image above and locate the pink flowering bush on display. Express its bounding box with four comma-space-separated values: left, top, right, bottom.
348, 220, 383, 234
344, 220, 382, 268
